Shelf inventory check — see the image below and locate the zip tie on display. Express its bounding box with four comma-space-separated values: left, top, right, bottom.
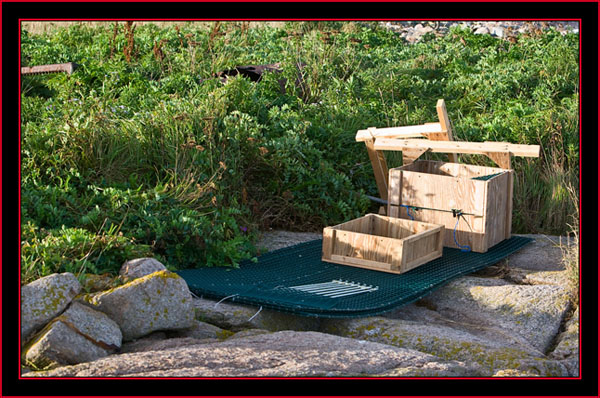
247, 306, 263, 322
214, 294, 239, 309
400, 204, 415, 220
452, 211, 472, 252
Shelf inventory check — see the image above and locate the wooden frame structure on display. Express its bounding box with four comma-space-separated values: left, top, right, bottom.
355, 99, 541, 214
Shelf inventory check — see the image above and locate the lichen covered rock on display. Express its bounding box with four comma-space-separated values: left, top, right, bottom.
320, 316, 567, 376
23, 302, 121, 370
21, 273, 81, 344
24, 331, 480, 377
83, 270, 194, 341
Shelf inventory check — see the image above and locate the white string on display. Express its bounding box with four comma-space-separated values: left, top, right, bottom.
247, 306, 263, 322
214, 294, 239, 309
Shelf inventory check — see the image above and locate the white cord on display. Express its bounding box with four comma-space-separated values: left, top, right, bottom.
248, 306, 263, 322
214, 294, 239, 309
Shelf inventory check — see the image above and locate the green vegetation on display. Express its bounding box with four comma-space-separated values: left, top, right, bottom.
20, 21, 579, 284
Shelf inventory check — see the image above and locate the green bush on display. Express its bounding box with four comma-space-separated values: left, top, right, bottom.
20, 22, 579, 283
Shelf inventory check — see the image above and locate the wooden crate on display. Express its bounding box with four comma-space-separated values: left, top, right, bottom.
388, 160, 514, 253
322, 214, 444, 274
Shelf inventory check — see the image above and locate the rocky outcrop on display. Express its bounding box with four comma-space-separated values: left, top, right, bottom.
23, 302, 121, 370
549, 307, 579, 377
21, 233, 579, 378
417, 277, 572, 353
320, 315, 567, 376
24, 331, 481, 377
21, 273, 81, 344
81, 270, 194, 341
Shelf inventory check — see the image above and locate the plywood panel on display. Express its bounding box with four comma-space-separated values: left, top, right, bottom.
399, 171, 486, 216
390, 205, 486, 251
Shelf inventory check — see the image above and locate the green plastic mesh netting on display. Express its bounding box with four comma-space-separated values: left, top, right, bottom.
177, 236, 532, 318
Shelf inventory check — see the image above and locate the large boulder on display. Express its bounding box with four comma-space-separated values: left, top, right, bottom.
24, 331, 481, 377
23, 302, 121, 370
21, 273, 81, 344
82, 270, 194, 341
320, 316, 566, 376
119, 258, 167, 281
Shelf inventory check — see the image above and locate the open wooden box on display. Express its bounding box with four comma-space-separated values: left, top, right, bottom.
388, 160, 513, 253
322, 214, 444, 274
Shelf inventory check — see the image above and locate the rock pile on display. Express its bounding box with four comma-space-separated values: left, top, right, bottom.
21, 258, 194, 370
21, 234, 579, 378
376, 21, 580, 43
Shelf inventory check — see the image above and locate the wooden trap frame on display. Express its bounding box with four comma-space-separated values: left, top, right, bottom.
355, 99, 540, 214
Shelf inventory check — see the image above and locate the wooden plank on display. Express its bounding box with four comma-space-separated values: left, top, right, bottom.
333, 230, 397, 264
388, 203, 399, 218
327, 255, 395, 272
505, 170, 514, 239
434, 99, 458, 163
401, 225, 443, 243
398, 170, 486, 216
404, 249, 443, 271
355, 124, 443, 142
388, 169, 402, 206
321, 228, 335, 260
374, 139, 541, 157
483, 171, 512, 249
21, 62, 78, 75
406, 160, 505, 179
364, 137, 389, 201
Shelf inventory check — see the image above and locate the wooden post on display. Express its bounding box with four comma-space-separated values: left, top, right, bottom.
434, 99, 459, 163
364, 128, 389, 202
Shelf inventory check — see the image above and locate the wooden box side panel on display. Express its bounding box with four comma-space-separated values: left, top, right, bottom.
330, 230, 401, 266
331, 215, 373, 234
399, 226, 444, 271
392, 170, 487, 224
483, 170, 513, 248
397, 160, 506, 180
389, 205, 487, 252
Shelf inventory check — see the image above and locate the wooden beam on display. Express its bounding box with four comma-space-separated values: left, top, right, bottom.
355, 123, 443, 142
373, 139, 541, 158
364, 135, 389, 202
434, 99, 458, 163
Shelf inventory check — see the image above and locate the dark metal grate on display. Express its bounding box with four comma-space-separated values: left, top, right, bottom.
177, 236, 533, 318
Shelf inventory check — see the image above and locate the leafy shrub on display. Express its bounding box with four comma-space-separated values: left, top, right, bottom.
21, 22, 579, 283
